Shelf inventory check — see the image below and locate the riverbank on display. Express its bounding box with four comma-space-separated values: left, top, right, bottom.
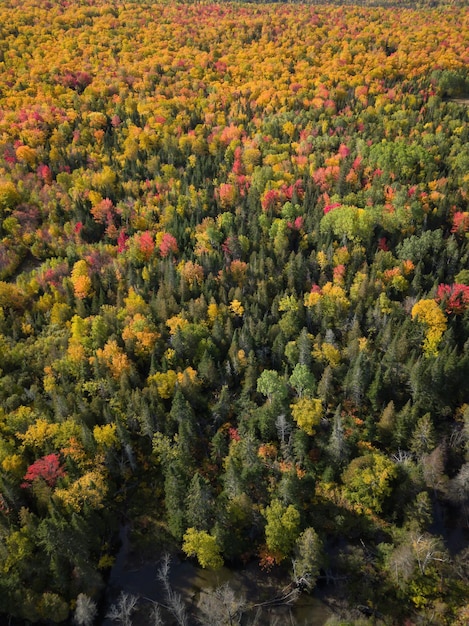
100, 524, 345, 626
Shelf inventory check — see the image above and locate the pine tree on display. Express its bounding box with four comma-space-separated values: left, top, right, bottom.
185, 472, 213, 531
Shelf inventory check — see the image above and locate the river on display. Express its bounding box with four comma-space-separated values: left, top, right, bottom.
100, 525, 336, 625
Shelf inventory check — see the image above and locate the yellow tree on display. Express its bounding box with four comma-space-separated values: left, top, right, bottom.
182, 528, 223, 569
70, 260, 92, 300
411, 299, 447, 357
290, 397, 323, 435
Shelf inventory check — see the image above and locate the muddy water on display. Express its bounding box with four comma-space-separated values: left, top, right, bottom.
101, 526, 335, 625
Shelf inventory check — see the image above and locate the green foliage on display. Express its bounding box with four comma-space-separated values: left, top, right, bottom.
263, 499, 301, 561
0, 1, 467, 622
293, 527, 324, 591
320, 206, 374, 244
256, 370, 288, 404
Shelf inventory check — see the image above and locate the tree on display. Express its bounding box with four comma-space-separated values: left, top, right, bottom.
289, 363, 316, 398
74, 594, 98, 626
106, 592, 139, 626
263, 499, 300, 562
256, 370, 288, 404
292, 527, 323, 591
342, 452, 398, 514
21, 454, 65, 489
320, 205, 374, 244
196, 583, 246, 626
290, 397, 322, 435
182, 528, 223, 569
186, 472, 213, 531
410, 414, 436, 458
411, 299, 447, 357
327, 406, 349, 467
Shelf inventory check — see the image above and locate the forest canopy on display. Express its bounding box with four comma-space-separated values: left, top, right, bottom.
0, 0, 468, 624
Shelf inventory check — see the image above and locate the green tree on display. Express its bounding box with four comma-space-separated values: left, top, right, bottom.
289, 363, 316, 398
263, 499, 301, 562
256, 370, 288, 404
185, 472, 213, 531
292, 527, 324, 591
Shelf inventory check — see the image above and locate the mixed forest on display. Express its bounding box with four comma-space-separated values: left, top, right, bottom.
0, 0, 468, 624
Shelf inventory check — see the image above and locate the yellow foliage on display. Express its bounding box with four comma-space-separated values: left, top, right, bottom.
18, 419, 59, 450
177, 367, 199, 387
313, 342, 341, 368
67, 340, 86, 363
60, 437, 89, 468
317, 250, 328, 270
148, 369, 178, 399
166, 314, 189, 335
93, 423, 119, 449
122, 313, 159, 356
123, 287, 148, 316
2, 454, 25, 475
182, 528, 223, 569
95, 340, 132, 379
411, 299, 447, 357
332, 246, 350, 267
165, 348, 176, 364
98, 554, 115, 570
50, 302, 72, 325
291, 397, 323, 435
278, 295, 300, 312
349, 271, 367, 301
230, 299, 244, 316
207, 302, 220, 324
321, 282, 350, 315
16, 145, 37, 166
71, 260, 92, 299
304, 290, 321, 307
55, 469, 107, 512
358, 337, 368, 352
43, 369, 56, 394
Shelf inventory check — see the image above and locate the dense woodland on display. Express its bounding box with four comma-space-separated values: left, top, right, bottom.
0, 0, 468, 624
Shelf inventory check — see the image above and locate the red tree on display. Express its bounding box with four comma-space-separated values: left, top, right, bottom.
21, 454, 65, 489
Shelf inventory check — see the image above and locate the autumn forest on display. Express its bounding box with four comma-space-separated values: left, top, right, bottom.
0, 0, 468, 624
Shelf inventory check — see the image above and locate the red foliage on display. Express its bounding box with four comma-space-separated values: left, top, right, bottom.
21, 454, 65, 489
137, 231, 155, 260
436, 283, 469, 315
91, 198, 114, 224
58, 71, 92, 92
313, 166, 340, 191
159, 232, 179, 257
218, 182, 237, 207
37, 164, 52, 184
333, 264, 346, 282
287, 215, 304, 230
228, 427, 240, 441
338, 143, 350, 158
232, 146, 244, 175
261, 189, 280, 212
378, 237, 389, 251
117, 230, 128, 253
324, 202, 341, 214
451, 211, 469, 234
